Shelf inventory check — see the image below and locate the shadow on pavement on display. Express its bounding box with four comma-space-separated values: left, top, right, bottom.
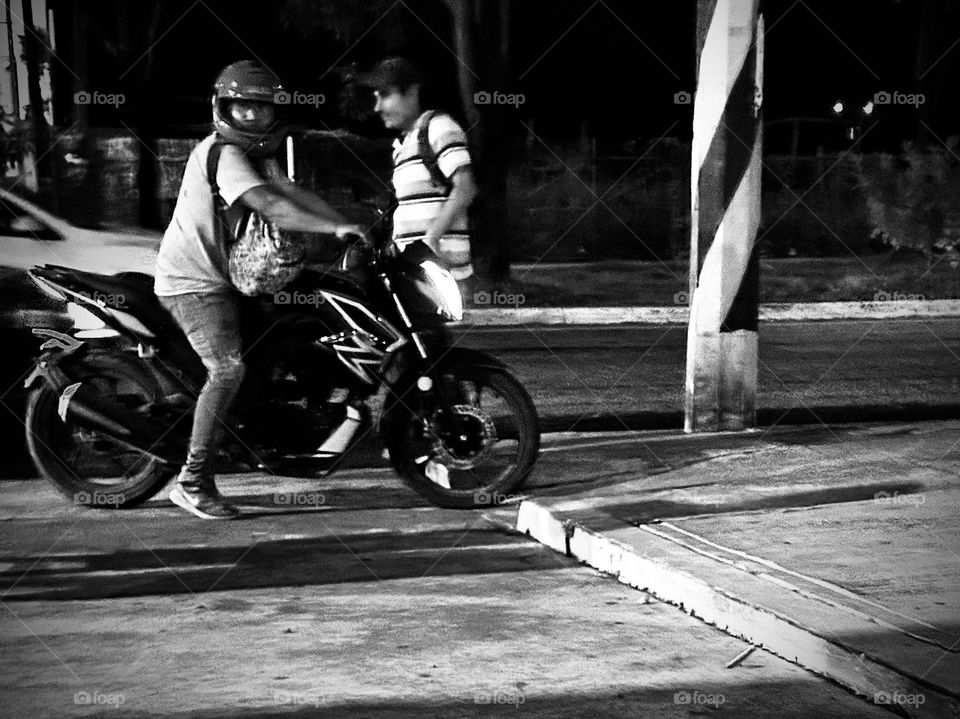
530, 479, 927, 529
0, 527, 566, 601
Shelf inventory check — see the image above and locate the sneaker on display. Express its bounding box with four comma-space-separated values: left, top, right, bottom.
169, 482, 239, 520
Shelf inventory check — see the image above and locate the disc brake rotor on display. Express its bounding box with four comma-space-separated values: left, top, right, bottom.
429, 404, 497, 470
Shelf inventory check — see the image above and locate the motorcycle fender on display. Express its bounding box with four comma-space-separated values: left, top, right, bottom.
23, 329, 87, 392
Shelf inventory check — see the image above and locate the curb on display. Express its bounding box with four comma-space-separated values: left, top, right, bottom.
463, 299, 960, 325
516, 500, 960, 719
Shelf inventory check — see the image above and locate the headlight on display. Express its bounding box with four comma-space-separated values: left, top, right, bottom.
419, 260, 463, 321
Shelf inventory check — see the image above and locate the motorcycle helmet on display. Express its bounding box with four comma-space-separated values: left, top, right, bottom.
212, 60, 286, 156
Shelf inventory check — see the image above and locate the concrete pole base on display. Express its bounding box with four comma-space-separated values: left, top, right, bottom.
685, 329, 757, 432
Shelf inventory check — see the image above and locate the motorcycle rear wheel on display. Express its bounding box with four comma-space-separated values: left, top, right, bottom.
25, 351, 176, 509
384, 360, 540, 509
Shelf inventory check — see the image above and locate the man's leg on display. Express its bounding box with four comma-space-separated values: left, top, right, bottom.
159, 292, 245, 519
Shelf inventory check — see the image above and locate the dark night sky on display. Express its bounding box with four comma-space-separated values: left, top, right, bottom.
55, 0, 960, 152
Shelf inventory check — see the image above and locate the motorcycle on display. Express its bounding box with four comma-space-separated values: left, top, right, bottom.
21, 224, 540, 510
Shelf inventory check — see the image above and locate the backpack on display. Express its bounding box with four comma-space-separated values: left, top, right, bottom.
416, 111, 478, 278
206, 138, 305, 296
417, 110, 457, 194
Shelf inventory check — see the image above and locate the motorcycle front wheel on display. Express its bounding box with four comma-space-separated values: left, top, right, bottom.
383, 358, 540, 509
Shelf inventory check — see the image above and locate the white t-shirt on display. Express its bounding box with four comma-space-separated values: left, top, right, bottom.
154, 134, 270, 296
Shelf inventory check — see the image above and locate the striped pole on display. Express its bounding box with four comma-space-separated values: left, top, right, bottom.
684, 0, 764, 432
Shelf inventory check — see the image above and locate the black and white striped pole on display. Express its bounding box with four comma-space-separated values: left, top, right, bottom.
685, 0, 764, 432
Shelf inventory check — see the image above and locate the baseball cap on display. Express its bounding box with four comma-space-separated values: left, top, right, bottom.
356, 57, 423, 91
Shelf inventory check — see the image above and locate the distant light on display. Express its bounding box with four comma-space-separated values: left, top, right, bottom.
862, 101, 874, 116
832, 101, 844, 115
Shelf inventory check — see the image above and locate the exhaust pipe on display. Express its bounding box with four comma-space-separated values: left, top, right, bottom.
56, 382, 181, 464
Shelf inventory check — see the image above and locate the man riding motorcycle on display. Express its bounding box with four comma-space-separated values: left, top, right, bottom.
154, 60, 365, 519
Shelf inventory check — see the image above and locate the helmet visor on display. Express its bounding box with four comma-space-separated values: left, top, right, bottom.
224, 99, 278, 132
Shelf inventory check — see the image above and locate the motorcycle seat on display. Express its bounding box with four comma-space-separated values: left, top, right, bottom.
33, 265, 184, 341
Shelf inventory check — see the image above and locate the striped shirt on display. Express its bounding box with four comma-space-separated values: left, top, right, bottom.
392, 111, 473, 278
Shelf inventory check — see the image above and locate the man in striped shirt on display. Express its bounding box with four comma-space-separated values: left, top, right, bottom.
360, 57, 478, 280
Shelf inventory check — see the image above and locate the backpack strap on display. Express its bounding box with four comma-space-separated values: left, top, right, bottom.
417, 110, 454, 194
206, 137, 237, 247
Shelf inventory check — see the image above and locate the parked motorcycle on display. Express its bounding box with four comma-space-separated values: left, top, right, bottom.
22, 227, 540, 509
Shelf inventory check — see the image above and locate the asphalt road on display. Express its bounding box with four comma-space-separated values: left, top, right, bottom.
453, 318, 960, 430
2, 318, 959, 477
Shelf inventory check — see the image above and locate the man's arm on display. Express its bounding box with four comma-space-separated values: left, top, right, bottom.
272, 178, 346, 225
237, 184, 362, 239
424, 167, 478, 246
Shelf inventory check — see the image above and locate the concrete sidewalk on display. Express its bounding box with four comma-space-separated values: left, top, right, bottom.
511, 421, 960, 718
